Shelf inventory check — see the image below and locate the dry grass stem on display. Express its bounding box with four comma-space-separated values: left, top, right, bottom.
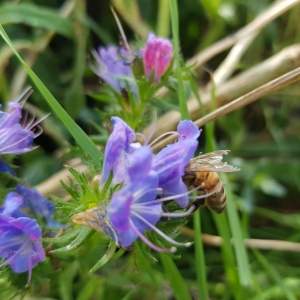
187, 0, 300, 71
111, 0, 150, 40
194, 66, 300, 127
213, 33, 257, 86
182, 227, 300, 252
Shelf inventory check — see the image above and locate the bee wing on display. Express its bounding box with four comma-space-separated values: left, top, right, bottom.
185, 150, 240, 173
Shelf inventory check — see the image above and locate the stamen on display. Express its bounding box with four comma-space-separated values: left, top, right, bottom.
129, 219, 176, 253
148, 131, 178, 147
27, 113, 50, 130
137, 185, 204, 206
22, 106, 35, 128
25, 256, 32, 288
133, 203, 195, 218
161, 205, 196, 218
131, 211, 192, 247
33, 126, 43, 138
133, 187, 162, 203
13, 86, 33, 105
22, 109, 29, 127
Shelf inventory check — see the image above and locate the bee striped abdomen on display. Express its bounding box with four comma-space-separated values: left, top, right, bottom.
194, 172, 226, 213
182, 150, 240, 214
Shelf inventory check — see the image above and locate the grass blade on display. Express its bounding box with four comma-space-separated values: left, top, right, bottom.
0, 3, 73, 38
169, 0, 189, 120
225, 180, 252, 287
193, 210, 208, 300
157, 0, 170, 37
160, 253, 191, 300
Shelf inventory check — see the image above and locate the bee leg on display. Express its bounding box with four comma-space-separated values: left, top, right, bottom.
189, 198, 206, 212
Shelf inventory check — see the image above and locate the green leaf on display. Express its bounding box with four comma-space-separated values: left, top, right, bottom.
89, 240, 117, 273
42, 227, 82, 245
0, 25, 103, 170
160, 253, 192, 300
0, 3, 74, 38
51, 227, 94, 254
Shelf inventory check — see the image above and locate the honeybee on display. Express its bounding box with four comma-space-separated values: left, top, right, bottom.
183, 150, 240, 213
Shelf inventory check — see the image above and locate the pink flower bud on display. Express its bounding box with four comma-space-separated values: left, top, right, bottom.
143, 33, 173, 84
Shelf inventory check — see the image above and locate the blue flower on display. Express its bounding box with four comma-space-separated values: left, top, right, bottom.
14, 185, 62, 229
0, 102, 35, 155
108, 148, 161, 248
0, 196, 45, 286
101, 116, 140, 185
0, 91, 43, 174
107, 147, 195, 252
91, 46, 137, 94
1, 186, 61, 229
101, 116, 200, 207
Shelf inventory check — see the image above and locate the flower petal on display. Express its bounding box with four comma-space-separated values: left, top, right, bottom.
101, 116, 137, 184
143, 33, 173, 84
153, 120, 200, 207
3, 192, 24, 216
91, 46, 137, 94
0, 102, 35, 155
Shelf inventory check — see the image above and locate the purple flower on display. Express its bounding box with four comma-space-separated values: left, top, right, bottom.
152, 121, 200, 207
107, 147, 193, 251
0, 216, 45, 285
143, 33, 173, 84
91, 46, 137, 94
101, 116, 141, 185
0, 195, 45, 285
0, 91, 43, 174
16, 186, 61, 228
1, 186, 61, 229
0, 102, 35, 155
101, 116, 200, 207
108, 148, 161, 247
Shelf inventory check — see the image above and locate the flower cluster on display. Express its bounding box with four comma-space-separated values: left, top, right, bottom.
0, 186, 57, 285
0, 91, 54, 285
0, 90, 42, 174
73, 117, 205, 252
91, 33, 173, 95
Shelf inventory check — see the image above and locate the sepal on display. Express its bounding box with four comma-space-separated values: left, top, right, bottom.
50, 227, 94, 254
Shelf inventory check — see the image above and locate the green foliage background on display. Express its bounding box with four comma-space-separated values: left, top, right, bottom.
0, 0, 300, 299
